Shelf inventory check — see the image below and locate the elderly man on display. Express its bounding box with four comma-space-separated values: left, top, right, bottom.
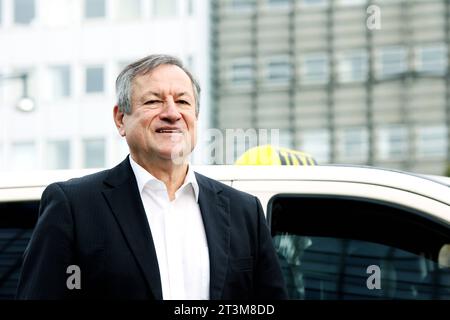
16, 54, 287, 300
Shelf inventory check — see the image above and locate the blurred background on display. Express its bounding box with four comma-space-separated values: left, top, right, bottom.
0, 0, 449, 175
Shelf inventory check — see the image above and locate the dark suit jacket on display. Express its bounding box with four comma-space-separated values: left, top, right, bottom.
16, 157, 288, 300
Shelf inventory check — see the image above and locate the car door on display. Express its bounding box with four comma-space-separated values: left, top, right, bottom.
0, 200, 39, 299
268, 194, 450, 300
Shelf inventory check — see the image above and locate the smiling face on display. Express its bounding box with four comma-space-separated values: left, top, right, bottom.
114, 64, 197, 166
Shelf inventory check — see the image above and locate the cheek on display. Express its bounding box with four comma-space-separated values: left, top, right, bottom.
124, 115, 153, 139
132, 114, 155, 135
186, 112, 197, 127
138, 111, 153, 125
186, 114, 197, 128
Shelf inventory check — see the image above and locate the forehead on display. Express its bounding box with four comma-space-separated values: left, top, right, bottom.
132, 64, 194, 95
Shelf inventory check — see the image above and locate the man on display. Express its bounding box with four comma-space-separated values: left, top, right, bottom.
16, 54, 288, 300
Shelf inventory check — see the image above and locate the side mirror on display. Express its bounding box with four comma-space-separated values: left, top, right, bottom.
438, 244, 450, 268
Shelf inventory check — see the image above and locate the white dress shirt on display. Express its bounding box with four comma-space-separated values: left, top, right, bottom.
129, 156, 210, 300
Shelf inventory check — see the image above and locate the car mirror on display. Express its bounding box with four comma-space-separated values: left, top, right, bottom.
438, 244, 450, 268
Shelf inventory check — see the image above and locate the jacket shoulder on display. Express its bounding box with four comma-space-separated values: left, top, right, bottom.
60, 168, 110, 187
43, 168, 112, 200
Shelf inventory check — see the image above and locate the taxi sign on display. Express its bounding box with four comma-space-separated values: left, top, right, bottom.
235, 145, 317, 166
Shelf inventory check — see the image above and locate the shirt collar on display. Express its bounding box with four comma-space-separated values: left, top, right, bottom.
129, 155, 199, 202
183, 163, 199, 202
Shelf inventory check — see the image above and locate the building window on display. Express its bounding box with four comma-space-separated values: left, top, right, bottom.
85, 66, 104, 94
154, 0, 177, 17
230, 58, 254, 85
301, 130, 330, 163
230, 0, 256, 11
266, 0, 290, 8
49, 65, 71, 98
46, 140, 71, 169
279, 130, 294, 149
14, 0, 35, 24
339, 127, 368, 161
83, 138, 106, 168
378, 47, 408, 79
417, 126, 447, 158
377, 126, 408, 161
338, 51, 368, 83
416, 45, 448, 76
301, 0, 328, 7
11, 142, 36, 170
266, 56, 291, 83
339, 0, 365, 6
114, 0, 141, 20
301, 54, 329, 85
85, 0, 106, 19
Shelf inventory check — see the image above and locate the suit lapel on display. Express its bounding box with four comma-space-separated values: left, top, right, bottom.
102, 158, 163, 300
195, 173, 230, 300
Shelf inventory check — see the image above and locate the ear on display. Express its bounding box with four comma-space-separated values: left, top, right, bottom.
113, 105, 126, 137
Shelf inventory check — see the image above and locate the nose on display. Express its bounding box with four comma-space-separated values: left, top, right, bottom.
159, 96, 181, 122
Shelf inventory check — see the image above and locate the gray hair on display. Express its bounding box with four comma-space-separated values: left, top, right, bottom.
115, 54, 201, 115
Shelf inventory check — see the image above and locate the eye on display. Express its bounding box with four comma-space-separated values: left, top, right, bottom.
177, 100, 190, 105
144, 100, 162, 105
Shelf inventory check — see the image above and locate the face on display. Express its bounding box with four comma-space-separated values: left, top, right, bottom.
114, 64, 197, 164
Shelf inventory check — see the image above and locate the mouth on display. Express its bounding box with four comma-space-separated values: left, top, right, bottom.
155, 128, 183, 133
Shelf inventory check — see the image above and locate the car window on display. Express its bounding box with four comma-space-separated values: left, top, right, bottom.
269, 195, 450, 300
0, 201, 38, 300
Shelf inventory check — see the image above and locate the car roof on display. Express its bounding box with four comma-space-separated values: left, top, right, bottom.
0, 165, 449, 206
196, 165, 450, 204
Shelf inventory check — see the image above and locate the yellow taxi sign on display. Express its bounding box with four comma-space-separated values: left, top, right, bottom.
235, 145, 317, 166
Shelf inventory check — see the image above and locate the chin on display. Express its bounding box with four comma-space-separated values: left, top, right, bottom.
158, 146, 189, 163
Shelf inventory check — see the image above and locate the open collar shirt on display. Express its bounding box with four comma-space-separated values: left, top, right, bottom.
129, 156, 210, 300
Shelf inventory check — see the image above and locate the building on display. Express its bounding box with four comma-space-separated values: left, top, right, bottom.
0, 0, 210, 171
211, 0, 450, 174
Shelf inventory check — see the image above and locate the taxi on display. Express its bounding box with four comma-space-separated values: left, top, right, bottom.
0, 153, 449, 300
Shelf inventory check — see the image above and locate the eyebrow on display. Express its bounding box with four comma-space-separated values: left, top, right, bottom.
141, 91, 192, 100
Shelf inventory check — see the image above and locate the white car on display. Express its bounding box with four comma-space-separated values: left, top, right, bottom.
1, 165, 449, 300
